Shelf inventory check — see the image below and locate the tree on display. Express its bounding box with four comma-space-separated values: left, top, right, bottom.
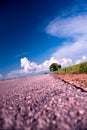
49, 63, 61, 72
58, 64, 61, 70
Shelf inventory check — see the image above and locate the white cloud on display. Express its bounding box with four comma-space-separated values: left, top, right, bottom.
21, 57, 37, 73
37, 57, 58, 71
46, 15, 87, 38
75, 56, 87, 64
52, 38, 87, 60
7, 55, 87, 79
58, 58, 73, 67
75, 59, 82, 65
20, 57, 58, 73
7, 69, 25, 79
82, 56, 87, 61
45, 5, 87, 67
7, 57, 74, 78
46, 14, 87, 61
20, 57, 73, 73
0, 74, 2, 78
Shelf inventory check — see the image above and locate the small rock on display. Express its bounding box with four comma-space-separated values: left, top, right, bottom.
79, 109, 85, 115
26, 96, 31, 99
61, 123, 70, 130
59, 99, 62, 102
69, 111, 75, 118
9, 107, 13, 110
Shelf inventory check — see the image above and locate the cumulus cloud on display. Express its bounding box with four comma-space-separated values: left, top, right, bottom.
7, 55, 87, 79
20, 57, 73, 73
20, 57, 58, 73
58, 58, 73, 67
21, 57, 37, 73
7, 57, 74, 78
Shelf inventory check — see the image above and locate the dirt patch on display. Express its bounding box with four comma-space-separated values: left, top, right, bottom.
52, 74, 87, 91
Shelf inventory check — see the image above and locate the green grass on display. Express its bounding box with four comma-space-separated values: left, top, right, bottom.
54, 62, 87, 74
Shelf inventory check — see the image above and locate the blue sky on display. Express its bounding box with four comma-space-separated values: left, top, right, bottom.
0, 0, 87, 79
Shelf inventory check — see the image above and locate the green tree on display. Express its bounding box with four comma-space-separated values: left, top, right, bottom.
49, 63, 61, 72
58, 64, 61, 70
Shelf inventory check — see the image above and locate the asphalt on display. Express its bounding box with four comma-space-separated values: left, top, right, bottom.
0, 74, 87, 130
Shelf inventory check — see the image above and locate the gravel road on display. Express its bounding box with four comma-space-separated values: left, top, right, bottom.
0, 74, 87, 130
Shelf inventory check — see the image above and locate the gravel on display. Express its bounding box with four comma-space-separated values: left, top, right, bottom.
0, 74, 87, 130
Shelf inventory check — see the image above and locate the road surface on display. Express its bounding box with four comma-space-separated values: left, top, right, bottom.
0, 74, 87, 130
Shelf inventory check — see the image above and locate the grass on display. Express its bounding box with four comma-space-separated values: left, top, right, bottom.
54, 62, 87, 74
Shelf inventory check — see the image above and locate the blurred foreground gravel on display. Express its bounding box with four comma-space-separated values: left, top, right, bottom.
0, 74, 87, 130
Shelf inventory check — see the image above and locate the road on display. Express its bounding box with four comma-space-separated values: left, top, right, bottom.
0, 74, 87, 130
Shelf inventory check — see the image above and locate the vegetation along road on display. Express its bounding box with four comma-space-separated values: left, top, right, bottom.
0, 74, 87, 130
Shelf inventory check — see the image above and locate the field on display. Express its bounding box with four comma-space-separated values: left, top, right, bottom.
55, 62, 87, 74
52, 62, 87, 91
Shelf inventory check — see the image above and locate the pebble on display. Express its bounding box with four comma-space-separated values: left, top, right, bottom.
79, 109, 85, 115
